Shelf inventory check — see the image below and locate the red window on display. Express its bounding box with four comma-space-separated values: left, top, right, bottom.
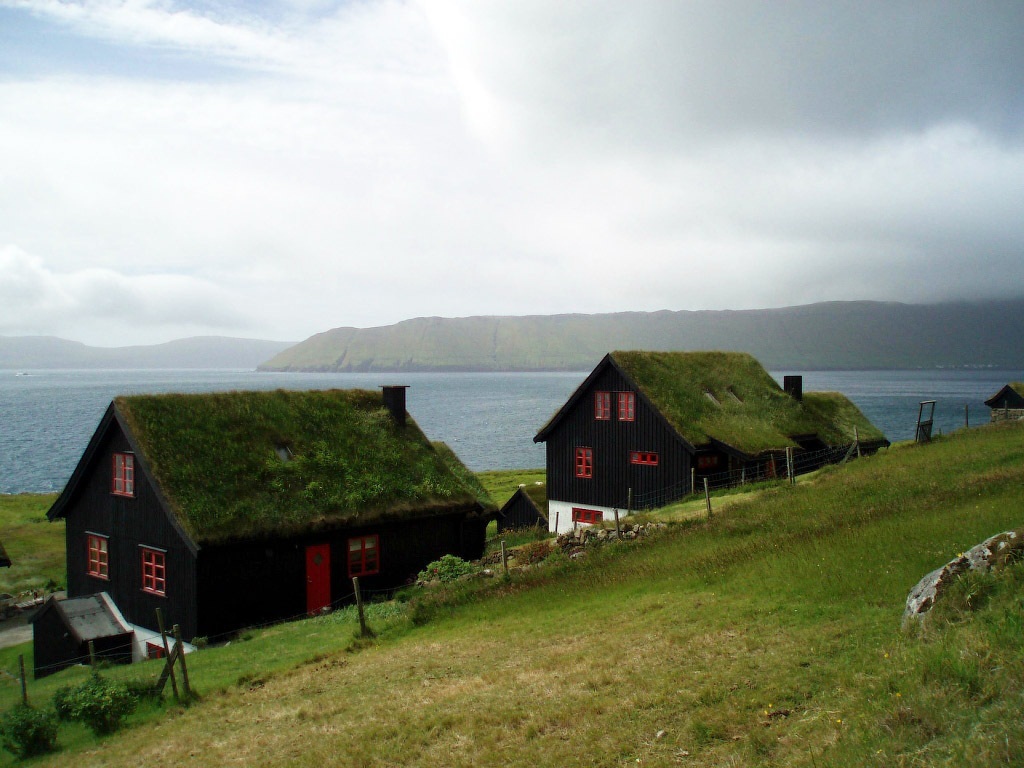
112, 453, 135, 497
87, 534, 109, 580
575, 447, 593, 478
141, 547, 166, 596
347, 535, 380, 577
697, 455, 719, 470
572, 508, 603, 524
594, 391, 611, 420
630, 451, 659, 466
617, 392, 635, 421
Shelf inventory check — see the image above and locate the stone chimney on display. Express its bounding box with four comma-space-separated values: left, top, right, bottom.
381, 385, 409, 426
783, 375, 803, 401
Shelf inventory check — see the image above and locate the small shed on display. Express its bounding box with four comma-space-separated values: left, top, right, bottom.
30, 593, 134, 679
984, 383, 1024, 422
496, 484, 548, 534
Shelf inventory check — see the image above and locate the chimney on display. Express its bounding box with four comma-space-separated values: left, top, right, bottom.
783, 375, 803, 402
381, 385, 409, 426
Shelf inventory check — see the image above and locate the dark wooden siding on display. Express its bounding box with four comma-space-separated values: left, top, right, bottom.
63, 424, 198, 639
496, 489, 545, 533
545, 364, 692, 510
195, 510, 485, 640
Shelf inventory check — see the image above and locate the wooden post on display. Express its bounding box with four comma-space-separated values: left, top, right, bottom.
613, 508, 621, 540
18, 655, 28, 705
627, 488, 633, 517
965, 404, 969, 428
156, 607, 179, 701
703, 477, 712, 519
854, 426, 861, 458
353, 577, 369, 638
500, 540, 509, 578
786, 447, 794, 485
172, 625, 192, 700
691, 468, 696, 496
88, 640, 96, 667
554, 506, 560, 535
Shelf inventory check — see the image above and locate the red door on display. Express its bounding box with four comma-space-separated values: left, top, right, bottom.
306, 543, 331, 615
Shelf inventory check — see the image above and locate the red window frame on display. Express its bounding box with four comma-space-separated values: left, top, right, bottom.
111, 453, 135, 497
617, 392, 636, 421
574, 447, 593, 478
141, 547, 166, 596
347, 535, 380, 578
87, 534, 109, 580
630, 451, 659, 466
594, 391, 611, 420
697, 455, 719, 470
572, 508, 603, 525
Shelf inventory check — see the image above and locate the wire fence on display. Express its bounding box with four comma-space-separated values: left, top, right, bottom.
631, 442, 865, 510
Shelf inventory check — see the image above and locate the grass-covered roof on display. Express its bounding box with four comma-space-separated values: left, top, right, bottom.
115, 389, 494, 545
611, 351, 886, 455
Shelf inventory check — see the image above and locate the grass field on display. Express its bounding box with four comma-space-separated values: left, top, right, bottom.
3, 423, 1024, 766
0, 494, 62, 596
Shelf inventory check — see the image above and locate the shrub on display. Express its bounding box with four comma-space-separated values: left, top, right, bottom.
417, 555, 477, 583
517, 539, 551, 565
53, 671, 138, 735
0, 704, 59, 759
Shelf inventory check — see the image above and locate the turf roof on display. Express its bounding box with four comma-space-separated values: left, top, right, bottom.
610, 351, 886, 455
115, 389, 493, 545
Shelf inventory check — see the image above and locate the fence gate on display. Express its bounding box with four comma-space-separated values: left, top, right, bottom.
916, 400, 936, 443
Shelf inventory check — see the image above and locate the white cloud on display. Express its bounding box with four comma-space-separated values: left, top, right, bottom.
0, 1, 1021, 346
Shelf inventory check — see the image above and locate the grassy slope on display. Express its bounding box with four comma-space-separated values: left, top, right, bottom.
5, 423, 1024, 766
258, 299, 1024, 372
0, 494, 63, 594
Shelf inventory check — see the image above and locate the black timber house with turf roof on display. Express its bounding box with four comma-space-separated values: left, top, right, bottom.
44, 386, 493, 648
534, 351, 888, 533
984, 383, 1024, 422
495, 483, 547, 534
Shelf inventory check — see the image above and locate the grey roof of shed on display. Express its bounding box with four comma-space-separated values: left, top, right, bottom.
31, 593, 132, 643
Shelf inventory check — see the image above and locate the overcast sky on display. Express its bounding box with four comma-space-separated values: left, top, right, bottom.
1, 1, 1022, 347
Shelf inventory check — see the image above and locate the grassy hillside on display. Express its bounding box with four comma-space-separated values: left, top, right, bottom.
259, 298, 1024, 372
4, 422, 1024, 766
0, 494, 62, 594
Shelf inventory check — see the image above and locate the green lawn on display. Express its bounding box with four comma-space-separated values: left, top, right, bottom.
4, 424, 1024, 766
0, 494, 63, 596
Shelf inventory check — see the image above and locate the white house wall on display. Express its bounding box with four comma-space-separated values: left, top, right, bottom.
547, 499, 630, 535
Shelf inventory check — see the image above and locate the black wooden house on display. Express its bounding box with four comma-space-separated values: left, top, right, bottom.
535, 351, 887, 532
984, 383, 1024, 422
44, 387, 493, 646
495, 484, 547, 534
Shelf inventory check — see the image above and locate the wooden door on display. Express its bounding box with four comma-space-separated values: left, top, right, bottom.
305, 543, 331, 615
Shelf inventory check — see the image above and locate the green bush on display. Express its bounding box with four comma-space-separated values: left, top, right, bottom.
0, 704, 59, 759
417, 554, 477, 583
52, 671, 138, 735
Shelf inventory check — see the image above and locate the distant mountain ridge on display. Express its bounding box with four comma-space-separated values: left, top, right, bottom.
0, 335, 295, 370
259, 299, 1024, 372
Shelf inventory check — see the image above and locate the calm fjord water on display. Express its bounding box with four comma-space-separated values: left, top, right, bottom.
0, 368, 1019, 495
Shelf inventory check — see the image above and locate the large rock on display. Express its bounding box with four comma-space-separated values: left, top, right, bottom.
903, 530, 1024, 624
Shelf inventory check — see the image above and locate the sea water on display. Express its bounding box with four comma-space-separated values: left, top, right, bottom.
0, 368, 1019, 495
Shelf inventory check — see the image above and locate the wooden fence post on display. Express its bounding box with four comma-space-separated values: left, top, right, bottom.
855, 426, 861, 458
786, 447, 794, 485
88, 640, 96, 668
613, 508, 621, 540
691, 468, 696, 496
18, 655, 28, 705
172, 625, 192, 700
500, 540, 509, 578
353, 576, 370, 638
627, 488, 633, 517
156, 607, 180, 701
965, 404, 969, 429
703, 477, 712, 519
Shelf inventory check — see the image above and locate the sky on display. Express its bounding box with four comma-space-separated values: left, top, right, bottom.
1, 1, 1022, 347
